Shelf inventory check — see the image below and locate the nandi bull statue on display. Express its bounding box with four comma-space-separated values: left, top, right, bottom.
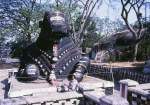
17, 11, 90, 83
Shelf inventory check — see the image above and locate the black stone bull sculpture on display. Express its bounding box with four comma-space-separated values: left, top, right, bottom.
17, 11, 89, 82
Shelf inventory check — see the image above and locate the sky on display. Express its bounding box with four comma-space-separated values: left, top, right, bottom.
96, 0, 150, 23
96, 1, 122, 20
36, 0, 150, 24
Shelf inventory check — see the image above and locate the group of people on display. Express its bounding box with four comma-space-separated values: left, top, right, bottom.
50, 74, 79, 92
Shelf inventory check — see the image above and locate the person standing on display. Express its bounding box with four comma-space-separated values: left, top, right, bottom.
68, 74, 78, 91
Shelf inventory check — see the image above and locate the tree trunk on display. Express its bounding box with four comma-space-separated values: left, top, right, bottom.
26, 32, 32, 45
133, 43, 139, 61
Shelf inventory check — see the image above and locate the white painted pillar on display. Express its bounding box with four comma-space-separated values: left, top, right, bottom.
119, 79, 139, 99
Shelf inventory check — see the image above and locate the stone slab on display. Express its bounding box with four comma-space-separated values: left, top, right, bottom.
79, 76, 114, 91
84, 90, 105, 103
8, 77, 57, 97
119, 79, 139, 86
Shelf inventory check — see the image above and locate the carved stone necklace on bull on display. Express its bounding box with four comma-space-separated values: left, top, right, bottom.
45, 11, 69, 83
49, 41, 58, 83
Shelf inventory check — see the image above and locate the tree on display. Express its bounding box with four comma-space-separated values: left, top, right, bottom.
81, 17, 99, 48
54, 0, 103, 46
0, 0, 35, 44
138, 21, 150, 60
0, 0, 53, 57
120, 0, 145, 61
0, 0, 53, 44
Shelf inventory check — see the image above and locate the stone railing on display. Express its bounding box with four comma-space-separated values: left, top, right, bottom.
119, 79, 150, 105
89, 64, 150, 83
88, 64, 114, 81
113, 67, 150, 83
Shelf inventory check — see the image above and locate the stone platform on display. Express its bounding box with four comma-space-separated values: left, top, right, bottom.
8, 75, 114, 98
8, 77, 57, 98
0, 68, 115, 105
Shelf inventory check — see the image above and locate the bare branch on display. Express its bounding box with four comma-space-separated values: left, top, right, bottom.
76, 0, 100, 38
121, 0, 138, 38
120, 0, 146, 61
80, 0, 90, 22
55, 0, 63, 7
78, 0, 86, 6
55, 0, 103, 45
